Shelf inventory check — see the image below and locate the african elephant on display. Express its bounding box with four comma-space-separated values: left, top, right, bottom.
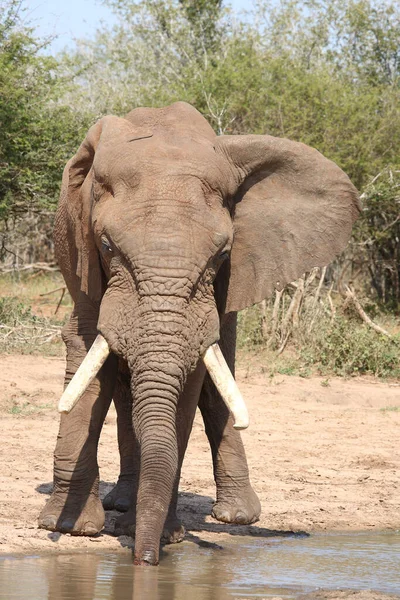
38, 102, 360, 565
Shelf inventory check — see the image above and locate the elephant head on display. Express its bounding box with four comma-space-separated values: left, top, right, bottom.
55, 102, 360, 564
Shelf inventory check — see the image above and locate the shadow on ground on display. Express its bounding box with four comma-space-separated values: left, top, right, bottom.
36, 480, 308, 550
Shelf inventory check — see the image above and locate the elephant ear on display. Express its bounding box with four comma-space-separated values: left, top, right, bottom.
215, 135, 361, 313
58, 119, 105, 303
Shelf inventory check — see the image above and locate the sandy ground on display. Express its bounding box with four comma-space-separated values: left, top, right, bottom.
0, 352, 399, 560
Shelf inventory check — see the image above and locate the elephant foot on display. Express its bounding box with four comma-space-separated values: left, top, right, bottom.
162, 517, 185, 544
103, 475, 136, 512
114, 507, 135, 537
212, 484, 261, 525
38, 491, 104, 535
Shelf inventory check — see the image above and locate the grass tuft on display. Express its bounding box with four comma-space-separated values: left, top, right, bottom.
0, 272, 70, 355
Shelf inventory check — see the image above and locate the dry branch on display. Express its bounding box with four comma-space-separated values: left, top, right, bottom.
39, 286, 66, 297
278, 277, 306, 353
0, 320, 62, 349
344, 286, 393, 338
39, 286, 67, 315
304, 267, 319, 292
0, 262, 59, 274
312, 266, 327, 308
260, 299, 269, 340
267, 289, 283, 348
54, 288, 66, 315
307, 266, 327, 331
291, 277, 304, 329
327, 283, 336, 321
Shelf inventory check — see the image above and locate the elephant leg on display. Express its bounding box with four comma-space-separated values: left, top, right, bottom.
199, 312, 261, 525
114, 362, 205, 544
39, 317, 117, 535
103, 364, 140, 513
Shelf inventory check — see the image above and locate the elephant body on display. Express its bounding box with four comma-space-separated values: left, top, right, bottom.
38, 102, 360, 565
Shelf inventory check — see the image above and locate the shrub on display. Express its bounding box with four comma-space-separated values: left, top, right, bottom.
0, 296, 62, 354
237, 270, 400, 378
300, 315, 400, 378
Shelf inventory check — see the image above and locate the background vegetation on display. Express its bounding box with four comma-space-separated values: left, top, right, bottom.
0, 0, 399, 376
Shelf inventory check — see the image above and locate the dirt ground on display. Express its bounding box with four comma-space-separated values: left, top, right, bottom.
0, 353, 398, 600
0, 352, 399, 560
1, 355, 399, 598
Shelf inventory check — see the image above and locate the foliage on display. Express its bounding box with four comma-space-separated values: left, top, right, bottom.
238, 302, 400, 378
244, 0, 400, 188
0, 0, 92, 258
300, 315, 400, 378
237, 306, 265, 349
2, 0, 399, 238
64, 0, 400, 189
0, 295, 32, 325
237, 270, 400, 378
0, 271, 69, 353
0, 294, 64, 353
353, 169, 400, 308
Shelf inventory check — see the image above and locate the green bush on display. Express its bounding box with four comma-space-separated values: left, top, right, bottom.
301, 315, 400, 377
0, 296, 33, 325
353, 168, 400, 308
237, 306, 265, 349
0, 296, 62, 354
237, 292, 400, 379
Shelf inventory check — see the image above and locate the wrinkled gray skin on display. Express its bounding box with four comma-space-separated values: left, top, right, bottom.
38, 103, 360, 565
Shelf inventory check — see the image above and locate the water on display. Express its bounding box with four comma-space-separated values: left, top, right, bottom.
0, 531, 399, 599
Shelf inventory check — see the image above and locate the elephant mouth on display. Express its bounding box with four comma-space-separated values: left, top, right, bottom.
57, 334, 249, 430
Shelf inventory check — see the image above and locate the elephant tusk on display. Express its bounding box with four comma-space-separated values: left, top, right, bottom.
57, 336, 249, 428
202, 343, 249, 430
58, 334, 110, 413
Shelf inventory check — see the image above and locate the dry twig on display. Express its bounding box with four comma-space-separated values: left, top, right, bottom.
266, 289, 283, 348
344, 286, 393, 338
0, 262, 59, 274
278, 277, 305, 353
39, 286, 66, 297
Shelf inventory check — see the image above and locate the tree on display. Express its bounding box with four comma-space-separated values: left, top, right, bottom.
66, 0, 400, 187
2, 0, 399, 304
353, 169, 400, 307
0, 0, 91, 260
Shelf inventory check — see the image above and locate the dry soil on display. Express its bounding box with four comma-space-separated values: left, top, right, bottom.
0, 353, 399, 559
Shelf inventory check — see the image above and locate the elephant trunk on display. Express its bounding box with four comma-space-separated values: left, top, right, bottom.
128, 313, 188, 565
132, 385, 179, 565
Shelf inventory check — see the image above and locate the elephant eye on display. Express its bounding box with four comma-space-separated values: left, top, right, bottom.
101, 236, 113, 253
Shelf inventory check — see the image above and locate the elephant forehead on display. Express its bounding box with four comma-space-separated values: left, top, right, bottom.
93, 134, 233, 195
124, 102, 216, 141
101, 195, 232, 241
93, 188, 233, 262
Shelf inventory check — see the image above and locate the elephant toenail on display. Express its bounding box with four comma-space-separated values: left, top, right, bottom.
234, 511, 248, 524
59, 518, 75, 532
213, 509, 230, 522
102, 494, 115, 510
84, 522, 99, 535
114, 498, 130, 512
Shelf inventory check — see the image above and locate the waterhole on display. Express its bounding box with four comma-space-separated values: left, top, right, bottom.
0, 531, 399, 599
